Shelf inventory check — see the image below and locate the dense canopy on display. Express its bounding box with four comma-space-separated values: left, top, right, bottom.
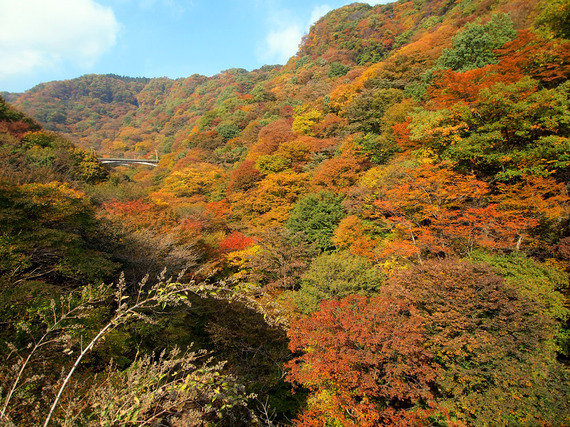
1, 0, 570, 425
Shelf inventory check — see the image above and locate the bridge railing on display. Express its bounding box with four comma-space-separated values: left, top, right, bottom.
98, 158, 159, 166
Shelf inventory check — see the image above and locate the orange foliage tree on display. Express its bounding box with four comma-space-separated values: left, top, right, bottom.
311, 139, 369, 194
373, 163, 538, 259
101, 199, 177, 233
332, 215, 379, 260
249, 119, 296, 158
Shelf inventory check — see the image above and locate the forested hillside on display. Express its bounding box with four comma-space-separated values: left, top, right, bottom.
2, 0, 570, 425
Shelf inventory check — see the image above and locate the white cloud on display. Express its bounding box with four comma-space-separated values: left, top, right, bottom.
310, 5, 332, 25
0, 0, 119, 80
257, 4, 333, 65
259, 24, 304, 64
256, 4, 302, 65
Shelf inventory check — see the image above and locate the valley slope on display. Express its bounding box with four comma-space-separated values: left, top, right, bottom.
2, 0, 570, 425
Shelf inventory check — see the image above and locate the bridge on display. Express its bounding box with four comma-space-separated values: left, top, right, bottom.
98, 158, 159, 167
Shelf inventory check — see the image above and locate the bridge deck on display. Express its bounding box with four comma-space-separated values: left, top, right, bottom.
99, 158, 159, 166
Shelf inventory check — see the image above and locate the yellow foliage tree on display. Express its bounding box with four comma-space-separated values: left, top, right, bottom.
276, 138, 311, 163
292, 109, 324, 136
243, 172, 310, 228
163, 162, 225, 198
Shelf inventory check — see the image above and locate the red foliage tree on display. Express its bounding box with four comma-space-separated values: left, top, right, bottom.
218, 231, 255, 253
287, 258, 567, 426
227, 160, 262, 193
250, 119, 296, 156
287, 295, 439, 425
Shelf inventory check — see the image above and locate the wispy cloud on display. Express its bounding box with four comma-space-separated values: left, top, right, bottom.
310, 4, 333, 25
259, 24, 304, 64
256, 3, 335, 65
0, 0, 119, 82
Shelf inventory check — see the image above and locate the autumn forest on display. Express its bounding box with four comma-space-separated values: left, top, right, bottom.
1, 0, 570, 425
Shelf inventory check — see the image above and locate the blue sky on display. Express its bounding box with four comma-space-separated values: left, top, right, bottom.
0, 0, 390, 93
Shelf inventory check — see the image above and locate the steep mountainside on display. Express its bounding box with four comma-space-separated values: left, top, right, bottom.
2, 0, 570, 424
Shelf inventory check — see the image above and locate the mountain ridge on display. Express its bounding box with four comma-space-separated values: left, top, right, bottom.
5, 0, 545, 158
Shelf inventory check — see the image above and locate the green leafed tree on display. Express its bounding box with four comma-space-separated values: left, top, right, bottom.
328, 62, 351, 78
470, 250, 570, 356
294, 251, 385, 314
387, 258, 570, 426
408, 77, 570, 180
436, 13, 517, 72
217, 122, 241, 141
536, 0, 570, 39
286, 191, 345, 251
